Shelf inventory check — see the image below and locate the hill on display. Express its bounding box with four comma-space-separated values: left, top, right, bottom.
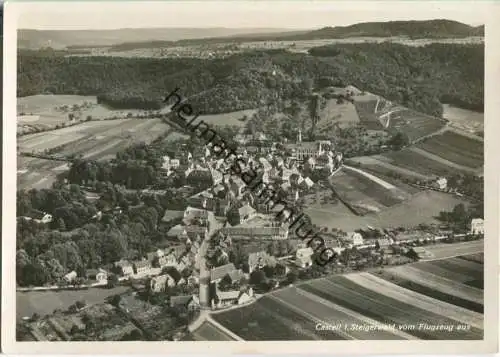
288, 19, 483, 40
17, 27, 302, 50
122, 19, 484, 49
18, 20, 483, 50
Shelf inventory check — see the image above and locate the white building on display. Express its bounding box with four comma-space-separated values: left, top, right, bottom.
296, 247, 314, 268
470, 218, 484, 235
436, 177, 448, 190
346, 232, 364, 246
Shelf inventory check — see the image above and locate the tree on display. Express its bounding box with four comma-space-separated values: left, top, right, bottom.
108, 294, 121, 307
249, 269, 267, 286
75, 300, 86, 310
218, 274, 233, 291
285, 270, 298, 285
388, 132, 410, 150
121, 329, 143, 341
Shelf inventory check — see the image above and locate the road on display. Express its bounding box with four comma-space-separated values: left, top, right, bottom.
421, 240, 484, 261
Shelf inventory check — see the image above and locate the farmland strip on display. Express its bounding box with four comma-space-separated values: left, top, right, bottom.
387, 265, 483, 305
301, 277, 483, 339
268, 294, 355, 340
348, 272, 483, 329
376, 269, 483, 313
291, 286, 416, 340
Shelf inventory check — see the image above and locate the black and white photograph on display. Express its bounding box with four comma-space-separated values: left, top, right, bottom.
2, 1, 498, 354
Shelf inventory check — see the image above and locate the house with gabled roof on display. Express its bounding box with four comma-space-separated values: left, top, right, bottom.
213, 287, 254, 309
133, 260, 152, 275
170, 295, 200, 312
210, 263, 237, 283
64, 271, 77, 283
114, 260, 134, 276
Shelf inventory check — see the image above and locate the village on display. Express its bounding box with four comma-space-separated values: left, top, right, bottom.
17, 124, 484, 343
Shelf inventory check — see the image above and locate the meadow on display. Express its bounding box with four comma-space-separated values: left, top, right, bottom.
329, 166, 414, 215
16, 286, 130, 320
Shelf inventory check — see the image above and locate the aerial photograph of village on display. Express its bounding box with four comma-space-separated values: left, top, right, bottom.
14, 3, 485, 342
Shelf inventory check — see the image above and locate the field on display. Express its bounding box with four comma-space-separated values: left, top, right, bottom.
208, 255, 483, 341
19, 119, 170, 157
306, 189, 468, 232
316, 100, 360, 131
17, 119, 177, 190
443, 104, 484, 134
24, 303, 137, 341
329, 166, 414, 215
346, 156, 432, 181
197, 109, 257, 128
191, 321, 236, 341
16, 286, 130, 320
375, 254, 484, 312
416, 130, 484, 169
352, 96, 446, 140
353, 99, 383, 130
383, 109, 447, 142
17, 156, 68, 190
376, 149, 472, 178
17, 95, 155, 134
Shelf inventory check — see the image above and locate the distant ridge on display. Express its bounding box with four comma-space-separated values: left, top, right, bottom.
287, 19, 484, 40
18, 19, 484, 50
17, 27, 306, 49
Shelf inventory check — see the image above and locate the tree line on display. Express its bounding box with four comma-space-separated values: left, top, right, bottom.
18, 43, 483, 118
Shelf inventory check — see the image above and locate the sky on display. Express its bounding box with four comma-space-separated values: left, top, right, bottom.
11, 1, 491, 30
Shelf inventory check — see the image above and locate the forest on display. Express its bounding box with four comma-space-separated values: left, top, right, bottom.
18, 43, 484, 116
16, 182, 189, 287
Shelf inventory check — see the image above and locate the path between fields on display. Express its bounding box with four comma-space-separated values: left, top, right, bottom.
349, 156, 431, 181
342, 165, 396, 190
344, 272, 483, 329
409, 147, 479, 174
290, 286, 419, 340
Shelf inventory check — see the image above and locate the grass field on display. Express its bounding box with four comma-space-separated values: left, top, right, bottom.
17, 95, 154, 134
416, 130, 483, 169
197, 109, 257, 128
329, 166, 413, 215
316, 100, 360, 131
17, 156, 68, 190
16, 286, 130, 320
307, 190, 468, 233
19, 119, 170, 156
